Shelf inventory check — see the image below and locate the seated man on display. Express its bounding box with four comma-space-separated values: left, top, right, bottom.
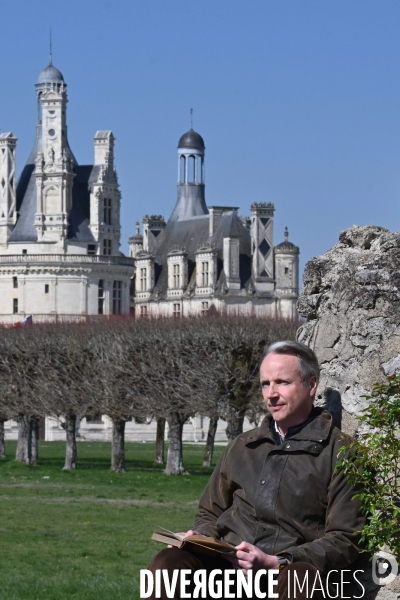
148, 340, 365, 599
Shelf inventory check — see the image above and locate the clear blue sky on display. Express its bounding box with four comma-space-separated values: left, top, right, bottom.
1, 0, 400, 280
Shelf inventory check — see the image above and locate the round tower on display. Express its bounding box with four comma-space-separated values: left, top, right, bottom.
128, 222, 144, 257
169, 129, 208, 222
274, 227, 300, 318
34, 60, 76, 166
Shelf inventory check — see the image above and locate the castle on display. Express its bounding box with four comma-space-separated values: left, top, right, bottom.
129, 129, 299, 319
0, 60, 133, 323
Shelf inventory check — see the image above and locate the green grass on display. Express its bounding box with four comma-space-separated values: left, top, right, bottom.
0, 441, 224, 600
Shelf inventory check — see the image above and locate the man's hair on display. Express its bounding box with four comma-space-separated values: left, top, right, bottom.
264, 340, 320, 385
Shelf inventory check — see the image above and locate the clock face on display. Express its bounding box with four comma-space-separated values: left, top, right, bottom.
48, 129, 55, 137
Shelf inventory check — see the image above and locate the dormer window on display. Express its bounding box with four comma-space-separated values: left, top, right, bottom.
201, 262, 209, 287
173, 264, 180, 288
140, 268, 147, 291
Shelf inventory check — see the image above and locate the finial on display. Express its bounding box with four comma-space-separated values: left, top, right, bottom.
49, 28, 53, 65
190, 108, 193, 129
284, 226, 289, 240
136, 221, 140, 235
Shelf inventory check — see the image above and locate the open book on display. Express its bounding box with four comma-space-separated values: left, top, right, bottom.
151, 528, 236, 557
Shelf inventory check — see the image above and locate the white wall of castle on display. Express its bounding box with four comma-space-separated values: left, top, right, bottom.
136, 295, 297, 320
0, 260, 132, 322
4, 414, 256, 444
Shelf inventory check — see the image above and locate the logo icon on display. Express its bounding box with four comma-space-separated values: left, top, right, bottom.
372, 551, 398, 585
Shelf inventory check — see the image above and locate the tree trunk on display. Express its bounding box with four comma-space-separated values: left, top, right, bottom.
111, 418, 126, 472
0, 420, 6, 458
63, 414, 77, 470
165, 412, 187, 475
155, 417, 165, 464
16, 414, 31, 464
225, 412, 245, 443
30, 417, 39, 464
203, 416, 218, 467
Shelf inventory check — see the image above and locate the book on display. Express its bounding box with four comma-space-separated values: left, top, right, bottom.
151, 528, 236, 557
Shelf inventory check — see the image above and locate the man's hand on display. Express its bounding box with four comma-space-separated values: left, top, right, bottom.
223, 541, 280, 574
168, 530, 199, 547
176, 530, 199, 537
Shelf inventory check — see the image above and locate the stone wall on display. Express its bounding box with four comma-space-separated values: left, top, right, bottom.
297, 225, 400, 599
297, 224, 400, 434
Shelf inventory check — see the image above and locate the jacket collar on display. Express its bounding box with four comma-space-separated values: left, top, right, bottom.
242, 408, 333, 445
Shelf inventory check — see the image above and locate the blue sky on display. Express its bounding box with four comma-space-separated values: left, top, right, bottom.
1, 0, 400, 279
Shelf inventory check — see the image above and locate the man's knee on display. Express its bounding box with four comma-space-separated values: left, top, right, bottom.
148, 548, 206, 573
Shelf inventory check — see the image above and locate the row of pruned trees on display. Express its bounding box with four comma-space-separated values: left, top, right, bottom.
0, 315, 298, 474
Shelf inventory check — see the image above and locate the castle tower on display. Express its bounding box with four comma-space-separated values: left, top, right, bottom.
0, 133, 17, 244
33, 61, 76, 244
129, 222, 144, 257
274, 227, 299, 293
169, 129, 208, 222
274, 227, 300, 318
251, 202, 275, 292
89, 131, 121, 255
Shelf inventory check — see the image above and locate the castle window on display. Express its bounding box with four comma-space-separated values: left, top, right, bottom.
13, 277, 18, 289
86, 414, 103, 424
284, 267, 289, 275
103, 239, 112, 255
98, 280, 105, 315
140, 268, 147, 291
173, 264, 180, 288
88, 244, 96, 255
201, 262, 209, 287
140, 305, 148, 318
113, 281, 122, 315
45, 284, 49, 294
13, 299, 18, 314
201, 301, 209, 315
22, 249, 27, 255
173, 303, 181, 317
103, 198, 112, 225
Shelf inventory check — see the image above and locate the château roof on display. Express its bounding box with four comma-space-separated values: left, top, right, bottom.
37, 63, 65, 85
178, 129, 205, 150
149, 209, 252, 299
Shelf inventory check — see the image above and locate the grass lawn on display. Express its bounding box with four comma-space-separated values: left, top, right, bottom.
0, 441, 224, 600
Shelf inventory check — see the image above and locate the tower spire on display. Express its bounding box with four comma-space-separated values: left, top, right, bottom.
190, 108, 193, 129
49, 28, 52, 65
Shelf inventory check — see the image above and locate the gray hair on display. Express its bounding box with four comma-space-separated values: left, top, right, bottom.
264, 340, 320, 385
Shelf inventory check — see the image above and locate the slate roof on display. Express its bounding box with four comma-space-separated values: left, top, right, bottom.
178, 129, 205, 150
10, 128, 95, 243
37, 63, 64, 84
150, 209, 252, 298
67, 165, 99, 242
274, 239, 299, 251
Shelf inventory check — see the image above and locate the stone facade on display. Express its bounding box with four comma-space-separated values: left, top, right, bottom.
129, 129, 300, 319
0, 62, 133, 323
4, 414, 254, 445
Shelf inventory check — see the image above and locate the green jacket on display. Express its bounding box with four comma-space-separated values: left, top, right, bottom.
194, 409, 365, 575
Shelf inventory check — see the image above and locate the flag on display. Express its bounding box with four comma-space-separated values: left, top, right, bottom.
14, 315, 33, 327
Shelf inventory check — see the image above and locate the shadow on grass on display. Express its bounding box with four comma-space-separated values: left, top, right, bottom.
1, 441, 221, 476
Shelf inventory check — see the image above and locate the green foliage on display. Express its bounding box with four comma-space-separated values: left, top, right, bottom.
337, 375, 400, 559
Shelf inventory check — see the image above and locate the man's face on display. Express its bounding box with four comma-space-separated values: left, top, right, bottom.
260, 352, 317, 433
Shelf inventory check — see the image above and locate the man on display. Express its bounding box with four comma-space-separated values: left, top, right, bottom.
148, 341, 365, 599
